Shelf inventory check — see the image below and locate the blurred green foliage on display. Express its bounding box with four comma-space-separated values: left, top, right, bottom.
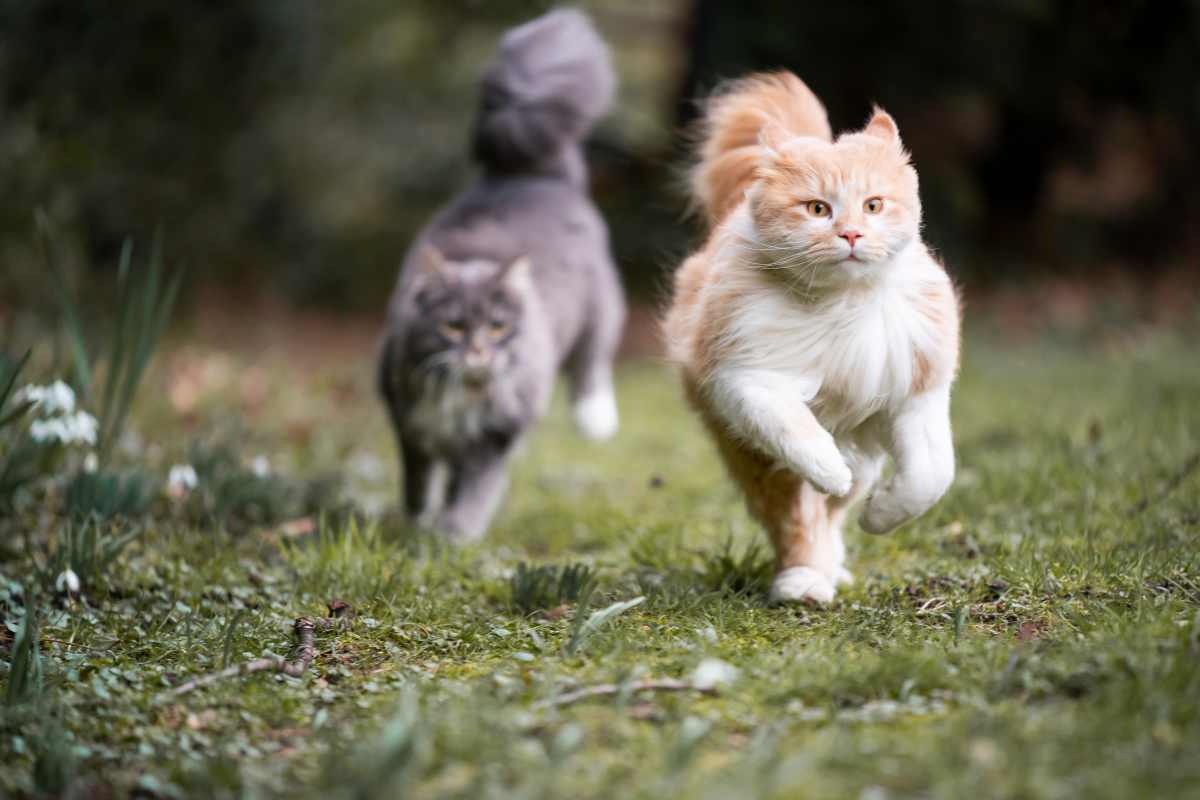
1, 0, 1196, 311
182, 437, 348, 533
0, 0, 686, 309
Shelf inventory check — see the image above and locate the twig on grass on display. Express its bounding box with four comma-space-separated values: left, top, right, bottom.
39, 637, 114, 654
543, 678, 717, 708
162, 600, 353, 699
1132, 451, 1200, 514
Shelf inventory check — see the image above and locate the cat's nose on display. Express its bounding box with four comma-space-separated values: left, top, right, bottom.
838, 230, 862, 248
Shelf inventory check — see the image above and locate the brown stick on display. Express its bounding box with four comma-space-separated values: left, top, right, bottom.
162, 601, 352, 699
40, 637, 114, 654
544, 679, 717, 708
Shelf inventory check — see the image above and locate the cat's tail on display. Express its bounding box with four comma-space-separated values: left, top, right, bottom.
690, 71, 832, 227
472, 9, 615, 178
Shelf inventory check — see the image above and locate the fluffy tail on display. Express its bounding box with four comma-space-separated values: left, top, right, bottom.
691, 71, 832, 227
472, 9, 615, 177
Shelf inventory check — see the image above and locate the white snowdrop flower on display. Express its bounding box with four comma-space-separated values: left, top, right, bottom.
251, 455, 271, 477
358, 492, 388, 517
55, 567, 81, 596
348, 450, 384, 481
30, 418, 65, 443
83, 452, 99, 473
691, 658, 739, 691
65, 411, 98, 445
167, 464, 199, 497
28, 409, 97, 446
45, 381, 76, 415
15, 384, 46, 411
17, 381, 76, 416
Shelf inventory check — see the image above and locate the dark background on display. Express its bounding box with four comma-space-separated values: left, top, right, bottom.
2, 0, 1197, 312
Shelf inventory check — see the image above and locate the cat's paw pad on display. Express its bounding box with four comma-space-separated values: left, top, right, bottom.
573, 390, 619, 441
769, 566, 836, 605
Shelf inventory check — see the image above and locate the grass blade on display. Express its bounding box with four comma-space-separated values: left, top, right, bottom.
5, 595, 43, 706
37, 213, 92, 401
99, 238, 134, 454
0, 349, 32, 410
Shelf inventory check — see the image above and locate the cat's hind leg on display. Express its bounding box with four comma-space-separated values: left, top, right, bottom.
721, 435, 880, 605
566, 272, 625, 441
714, 437, 838, 605
572, 365, 619, 441
762, 477, 843, 605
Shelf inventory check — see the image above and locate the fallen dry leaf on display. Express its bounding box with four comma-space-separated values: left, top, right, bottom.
1016, 620, 1046, 642
542, 604, 570, 621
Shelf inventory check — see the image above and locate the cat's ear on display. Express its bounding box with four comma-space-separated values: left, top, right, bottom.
862, 107, 902, 145
416, 245, 450, 279
758, 121, 791, 159
499, 255, 532, 293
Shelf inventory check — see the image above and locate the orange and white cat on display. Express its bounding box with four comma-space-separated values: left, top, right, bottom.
664, 72, 960, 604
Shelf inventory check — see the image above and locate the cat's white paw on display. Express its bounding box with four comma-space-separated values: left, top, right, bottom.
769, 566, 836, 605
832, 566, 855, 587
439, 514, 489, 545
574, 389, 619, 441
861, 485, 914, 534
861, 505, 901, 534
785, 435, 852, 497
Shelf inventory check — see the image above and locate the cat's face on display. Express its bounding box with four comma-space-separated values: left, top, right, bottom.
408, 250, 529, 388
751, 110, 921, 284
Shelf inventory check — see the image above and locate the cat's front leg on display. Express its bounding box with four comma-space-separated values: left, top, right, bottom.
707, 367, 852, 497
861, 385, 955, 534
401, 443, 447, 528
438, 440, 516, 543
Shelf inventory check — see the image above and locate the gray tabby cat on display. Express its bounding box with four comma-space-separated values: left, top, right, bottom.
378, 9, 626, 542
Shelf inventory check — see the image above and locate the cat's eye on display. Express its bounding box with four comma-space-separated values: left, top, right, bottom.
806, 200, 831, 218
488, 319, 510, 337
864, 197, 884, 214
439, 320, 466, 340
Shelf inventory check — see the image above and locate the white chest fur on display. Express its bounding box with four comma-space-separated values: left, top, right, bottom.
718, 245, 946, 434
407, 379, 491, 450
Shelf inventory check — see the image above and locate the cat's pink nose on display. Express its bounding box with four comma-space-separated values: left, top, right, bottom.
839, 230, 862, 248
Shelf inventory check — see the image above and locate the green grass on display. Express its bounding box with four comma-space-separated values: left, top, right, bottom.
2, 330, 1199, 799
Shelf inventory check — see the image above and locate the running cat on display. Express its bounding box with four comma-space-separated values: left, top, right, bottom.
663, 72, 960, 603
379, 9, 626, 542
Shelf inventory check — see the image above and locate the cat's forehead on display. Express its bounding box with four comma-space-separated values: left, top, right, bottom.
772, 137, 914, 196
418, 258, 521, 312
445, 257, 504, 284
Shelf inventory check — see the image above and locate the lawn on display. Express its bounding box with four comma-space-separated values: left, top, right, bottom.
2, 323, 1199, 799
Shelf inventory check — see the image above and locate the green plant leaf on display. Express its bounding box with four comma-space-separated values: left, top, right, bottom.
564, 595, 644, 657
5, 595, 43, 706
38, 212, 92, 403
